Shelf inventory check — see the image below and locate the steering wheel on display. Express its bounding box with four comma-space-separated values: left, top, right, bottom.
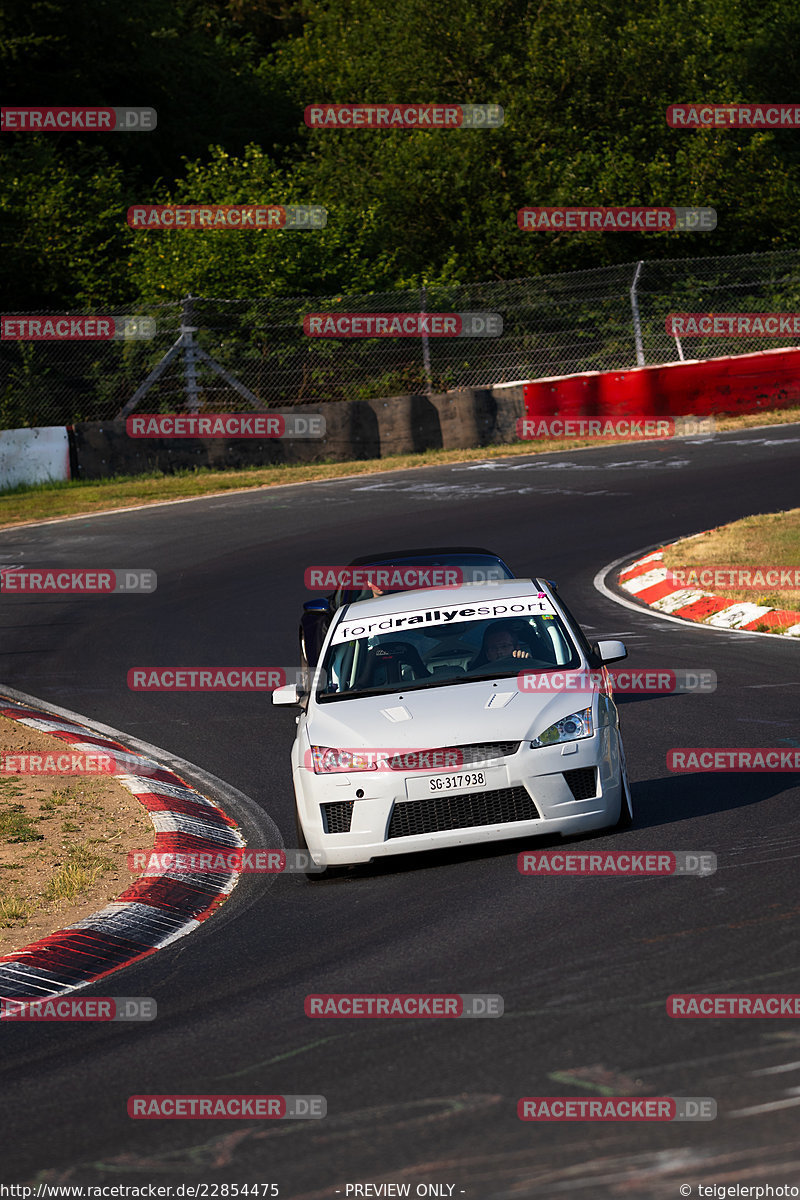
358, 642, 431, 688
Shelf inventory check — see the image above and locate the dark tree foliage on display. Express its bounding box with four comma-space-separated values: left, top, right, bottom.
2, 0, 800, 307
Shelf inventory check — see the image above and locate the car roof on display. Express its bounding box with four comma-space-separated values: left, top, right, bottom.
339, 578, 549, 619
346, 546, 510, 566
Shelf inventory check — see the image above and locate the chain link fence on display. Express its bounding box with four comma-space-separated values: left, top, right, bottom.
2, 250, 800, 428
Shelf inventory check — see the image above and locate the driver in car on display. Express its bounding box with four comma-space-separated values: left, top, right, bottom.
470, 622, 533, 668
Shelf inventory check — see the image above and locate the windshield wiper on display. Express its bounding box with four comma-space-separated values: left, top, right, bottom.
316, 674, 515, 701
317, 685, 412, 702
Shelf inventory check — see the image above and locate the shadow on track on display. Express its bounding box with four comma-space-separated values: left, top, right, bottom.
289, 770, 799, 884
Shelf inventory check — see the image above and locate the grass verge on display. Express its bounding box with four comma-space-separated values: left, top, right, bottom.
661, 508, 800, 615
44, 844, 119, 903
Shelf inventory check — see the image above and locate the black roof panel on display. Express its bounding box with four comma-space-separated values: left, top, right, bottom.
347, 547, 507, 566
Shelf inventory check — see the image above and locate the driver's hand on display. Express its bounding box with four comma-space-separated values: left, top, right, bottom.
511, 648, 531, 659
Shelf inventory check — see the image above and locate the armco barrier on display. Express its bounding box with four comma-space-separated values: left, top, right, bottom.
597, 369, 657, 420
532, 373, 599, 420
429, 389, 496, 449
0, 426, 71, 489
524, 347, 800, 420
68, 389, 523, 480
70, 419, 283, 478
5, 347, 798, 486
366, 394, 441, 455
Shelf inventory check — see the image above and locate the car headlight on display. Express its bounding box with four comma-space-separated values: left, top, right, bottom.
530, 708, 593, 748
311, 746, 377, 774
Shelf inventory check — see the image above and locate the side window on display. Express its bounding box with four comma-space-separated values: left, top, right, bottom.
521, 618, 558, 664
321, 641, 355, 693
548, 590, 594, 661
544, 621, 572, 665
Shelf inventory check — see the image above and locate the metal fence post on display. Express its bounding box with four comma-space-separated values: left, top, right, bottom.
630, 260, 645, 366
118, 294, 262, 418
421, 285, 432, 393
182, 296, 200, 413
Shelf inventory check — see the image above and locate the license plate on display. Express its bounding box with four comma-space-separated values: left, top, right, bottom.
405, 765, 506, 801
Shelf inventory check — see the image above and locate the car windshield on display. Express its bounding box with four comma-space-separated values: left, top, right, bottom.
316, 593, 580, 701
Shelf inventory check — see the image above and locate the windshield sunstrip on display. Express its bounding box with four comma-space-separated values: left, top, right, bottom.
333, 596, 554, 644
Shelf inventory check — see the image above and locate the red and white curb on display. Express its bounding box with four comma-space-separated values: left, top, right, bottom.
0, 693, 244, 1002
618, 549, 800, 637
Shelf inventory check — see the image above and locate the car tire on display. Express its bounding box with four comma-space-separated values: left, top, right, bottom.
613, 732, 634, 830
295, 807, 336, 881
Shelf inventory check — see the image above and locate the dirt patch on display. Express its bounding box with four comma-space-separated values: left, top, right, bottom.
0, 713, 154, 956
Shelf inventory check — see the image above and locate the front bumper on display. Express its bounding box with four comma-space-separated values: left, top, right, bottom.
294, 729, 622, 867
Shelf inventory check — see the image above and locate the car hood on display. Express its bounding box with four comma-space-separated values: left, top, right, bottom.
306, 676, 599, 750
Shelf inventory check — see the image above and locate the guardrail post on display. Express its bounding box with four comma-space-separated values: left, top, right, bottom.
421, 286, 432, 394
630, 260, 645, 366
182, 296, 200, 413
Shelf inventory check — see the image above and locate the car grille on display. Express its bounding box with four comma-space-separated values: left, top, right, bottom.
388, 785, 539, 839
563, 767, 598, 801
384, 741, 520, 770
321, 801, 354, 834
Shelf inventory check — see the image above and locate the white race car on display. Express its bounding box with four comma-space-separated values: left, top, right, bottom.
273, 579, 633, 873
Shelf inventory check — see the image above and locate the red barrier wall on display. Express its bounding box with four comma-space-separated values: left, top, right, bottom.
524, 347, 800, 420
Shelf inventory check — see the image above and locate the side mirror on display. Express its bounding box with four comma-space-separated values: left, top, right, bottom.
272, 683, 301, 706
594, 639, 627, 665
303, 598, 331, 613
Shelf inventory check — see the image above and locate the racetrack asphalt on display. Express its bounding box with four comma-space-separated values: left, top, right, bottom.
1, 424, 799, 1196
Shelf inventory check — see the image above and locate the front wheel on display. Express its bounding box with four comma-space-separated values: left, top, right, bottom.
610, 732, 634, 830
295, 807, 337, 881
